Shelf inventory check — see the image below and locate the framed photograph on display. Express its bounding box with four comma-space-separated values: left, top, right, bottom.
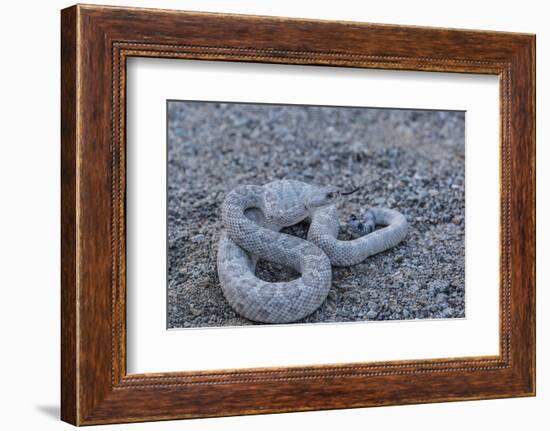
61, 4, 535, 425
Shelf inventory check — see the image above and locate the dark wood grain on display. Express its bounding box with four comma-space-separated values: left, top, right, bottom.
60, 4, 535, 425
60, 6, 78, 425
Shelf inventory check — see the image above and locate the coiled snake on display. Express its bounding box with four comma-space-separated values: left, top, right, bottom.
217, 180, 407, 323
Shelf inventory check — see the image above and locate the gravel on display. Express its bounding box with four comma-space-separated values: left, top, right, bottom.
167, 101, 465, 328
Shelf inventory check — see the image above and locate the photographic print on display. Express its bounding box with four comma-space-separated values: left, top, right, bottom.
167, 101, 465, 328
61, 6, 536, 423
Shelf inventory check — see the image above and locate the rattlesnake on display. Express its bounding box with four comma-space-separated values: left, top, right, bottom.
217, 179, 407, 323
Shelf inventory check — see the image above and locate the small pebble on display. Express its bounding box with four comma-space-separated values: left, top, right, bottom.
366, 310, 378, 319
191, 234, 206, 243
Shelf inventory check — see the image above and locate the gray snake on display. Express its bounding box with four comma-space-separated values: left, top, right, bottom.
217, 179, 408, 323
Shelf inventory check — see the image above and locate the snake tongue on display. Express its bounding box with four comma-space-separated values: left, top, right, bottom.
341, 187, 360, 196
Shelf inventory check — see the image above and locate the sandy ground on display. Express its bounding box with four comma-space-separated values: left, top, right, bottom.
167, 101, 465, 328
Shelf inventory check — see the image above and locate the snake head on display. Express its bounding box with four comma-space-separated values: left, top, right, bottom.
306, 186, 341, 210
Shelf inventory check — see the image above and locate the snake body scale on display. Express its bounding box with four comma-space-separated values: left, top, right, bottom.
217, 179, 407, 324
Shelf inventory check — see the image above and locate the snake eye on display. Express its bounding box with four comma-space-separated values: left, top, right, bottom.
326, 192, 335, 199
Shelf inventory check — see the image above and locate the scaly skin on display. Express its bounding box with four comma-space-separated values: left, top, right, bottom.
217, 180, 407, 323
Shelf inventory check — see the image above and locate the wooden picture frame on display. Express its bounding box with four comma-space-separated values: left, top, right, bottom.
61, 4, 535, 425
